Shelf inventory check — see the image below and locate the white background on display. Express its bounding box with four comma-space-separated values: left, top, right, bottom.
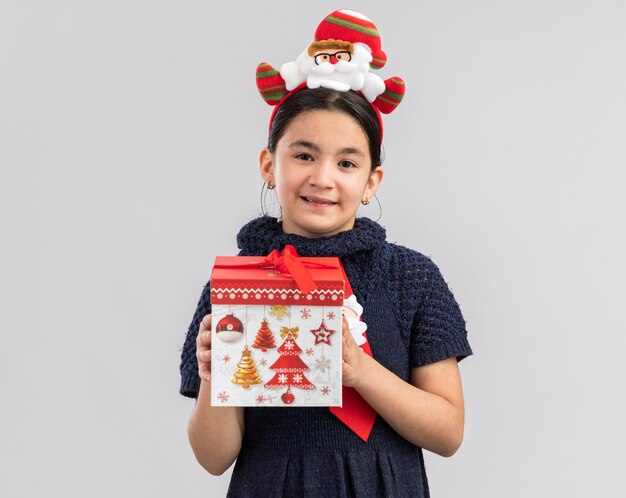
1, 1, 625, 497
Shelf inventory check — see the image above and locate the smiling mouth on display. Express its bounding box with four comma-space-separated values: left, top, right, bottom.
302, 196, 337, 206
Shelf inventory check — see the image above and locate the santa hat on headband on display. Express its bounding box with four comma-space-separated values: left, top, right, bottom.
313, 9, 387, 70
255, 9, 405, 125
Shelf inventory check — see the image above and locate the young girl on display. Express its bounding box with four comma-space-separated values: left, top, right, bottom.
179, 10, 472, 497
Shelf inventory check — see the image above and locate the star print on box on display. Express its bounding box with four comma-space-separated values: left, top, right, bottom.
210, 252, 344, 407
310, 320, 336, 346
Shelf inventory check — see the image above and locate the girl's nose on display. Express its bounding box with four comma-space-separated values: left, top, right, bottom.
309, 163, 334, 188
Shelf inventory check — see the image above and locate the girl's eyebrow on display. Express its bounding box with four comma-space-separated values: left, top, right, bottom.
340, 146, 365, 158
288, 140, 365, 158
288, 140, 320, 152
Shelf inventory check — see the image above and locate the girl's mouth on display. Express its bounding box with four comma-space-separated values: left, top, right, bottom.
302, 196, 337, 206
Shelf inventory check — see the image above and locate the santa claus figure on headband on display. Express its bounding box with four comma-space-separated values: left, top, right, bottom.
256, 9, 405, 115
281, 36, 386, 103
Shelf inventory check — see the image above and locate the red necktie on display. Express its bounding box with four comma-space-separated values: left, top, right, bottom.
329, 263, 377, 441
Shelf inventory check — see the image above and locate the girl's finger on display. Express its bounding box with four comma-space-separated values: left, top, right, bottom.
196, 348, 211, 363
341, 335, 351, 361
196, 329, 211, 347
199, 314, 212, 332
341, 316, 349, 336
198, 365, 211, 381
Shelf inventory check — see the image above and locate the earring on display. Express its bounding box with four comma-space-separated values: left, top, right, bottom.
261, 182, 271, 216
267, 183, 275, 190
359, 193, 383, 222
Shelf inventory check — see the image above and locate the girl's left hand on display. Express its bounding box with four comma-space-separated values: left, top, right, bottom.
341, 315, 367, 388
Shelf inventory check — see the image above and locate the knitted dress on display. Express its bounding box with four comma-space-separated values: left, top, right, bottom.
179, 216, 472, 498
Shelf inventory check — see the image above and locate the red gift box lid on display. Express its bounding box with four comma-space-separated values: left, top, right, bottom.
210, 255, 344, 306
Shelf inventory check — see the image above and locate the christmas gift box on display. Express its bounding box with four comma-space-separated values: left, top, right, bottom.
210, 246, 344, 407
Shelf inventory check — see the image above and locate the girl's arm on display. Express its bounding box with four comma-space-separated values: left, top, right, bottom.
187, 315, 245, 475
341, 320, 465, 457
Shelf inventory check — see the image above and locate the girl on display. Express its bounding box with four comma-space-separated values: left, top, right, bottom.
180, 10, 472, 497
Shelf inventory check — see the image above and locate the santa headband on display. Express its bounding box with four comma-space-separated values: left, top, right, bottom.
256, 9, 406, 141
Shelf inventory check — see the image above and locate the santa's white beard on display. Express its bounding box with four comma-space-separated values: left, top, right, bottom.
311, 60, 355, 75
307, 60, 365, 91
280, 43, 386, 101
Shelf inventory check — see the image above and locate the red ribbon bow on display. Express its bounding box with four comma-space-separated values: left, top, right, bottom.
264, 244, 318, 294
213, 245, 334, 294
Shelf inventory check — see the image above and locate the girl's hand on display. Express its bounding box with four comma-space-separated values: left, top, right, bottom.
341, 315, 367, 388
196, 314, 212, 382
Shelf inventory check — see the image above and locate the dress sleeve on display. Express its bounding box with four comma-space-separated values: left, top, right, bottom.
179, 280, 212, 398
409, 258, 472, 368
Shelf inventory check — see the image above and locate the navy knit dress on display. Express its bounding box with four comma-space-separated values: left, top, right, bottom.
180, 216, 473, 498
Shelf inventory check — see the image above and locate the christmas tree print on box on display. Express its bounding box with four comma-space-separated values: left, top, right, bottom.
264, 329, 315, 402
251, 318, 276, 352
210, 253, 345, 407
211, 304, 342, 406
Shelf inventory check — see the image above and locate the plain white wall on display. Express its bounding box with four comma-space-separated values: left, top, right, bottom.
2, 1, 625, 497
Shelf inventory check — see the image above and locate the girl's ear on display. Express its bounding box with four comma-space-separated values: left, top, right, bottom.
259, 148, 275, 186
364, 166, 384, 200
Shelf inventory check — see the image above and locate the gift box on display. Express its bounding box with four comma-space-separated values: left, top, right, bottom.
210, 247, 344, 407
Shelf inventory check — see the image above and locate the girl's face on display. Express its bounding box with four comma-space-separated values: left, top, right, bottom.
260, 109, 383, 238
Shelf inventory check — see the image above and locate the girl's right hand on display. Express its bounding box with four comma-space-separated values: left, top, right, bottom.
196, 314, 212, 382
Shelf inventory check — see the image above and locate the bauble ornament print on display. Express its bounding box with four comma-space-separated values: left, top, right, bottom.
216, 313, 244, 343
281, 387, 295, 405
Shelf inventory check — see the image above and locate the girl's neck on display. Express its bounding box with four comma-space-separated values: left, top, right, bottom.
236, 216, 386, 258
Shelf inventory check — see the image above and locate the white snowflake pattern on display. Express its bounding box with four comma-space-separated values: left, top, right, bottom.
300, 308, 311, 319
305, 348, 314, 357
278, 373, 288, 383
292, 373, 303, 384
217, 391, 229, 403
284, 340, 294, 350
315, 355, 331, 373
269, 305, 289, 320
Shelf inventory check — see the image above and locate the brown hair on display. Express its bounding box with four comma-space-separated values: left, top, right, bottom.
307, 39, 354, 57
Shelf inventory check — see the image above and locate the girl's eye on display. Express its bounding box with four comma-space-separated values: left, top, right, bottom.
339, 160, 356, 168
295, 153, 313, 161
